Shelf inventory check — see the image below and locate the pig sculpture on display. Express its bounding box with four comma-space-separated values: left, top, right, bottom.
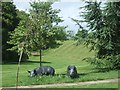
67, 65, 78, 78
28, 66, 55, 77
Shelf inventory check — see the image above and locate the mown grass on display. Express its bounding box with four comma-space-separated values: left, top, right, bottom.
2, 40, 119, 87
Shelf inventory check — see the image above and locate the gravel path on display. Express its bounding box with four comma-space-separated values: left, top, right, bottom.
2, 78, 119, 89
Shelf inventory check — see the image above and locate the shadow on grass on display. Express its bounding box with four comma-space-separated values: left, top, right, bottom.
46, 68, 112, 79
22, 60, 51, 64
2, 60, 51, 65
78, 68, 112, 77
55, 73, 81, 79
76, 68, 112, 78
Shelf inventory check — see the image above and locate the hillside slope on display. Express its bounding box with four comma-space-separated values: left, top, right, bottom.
2, 40, 119, 87
30, 40, 95, 73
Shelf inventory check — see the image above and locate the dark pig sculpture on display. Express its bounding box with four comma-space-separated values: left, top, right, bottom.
28, 66, 55, 77
67, 65, 78, 78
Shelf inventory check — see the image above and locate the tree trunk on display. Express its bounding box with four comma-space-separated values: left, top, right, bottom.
40, 48, 42, 67
16, 49, 23, 90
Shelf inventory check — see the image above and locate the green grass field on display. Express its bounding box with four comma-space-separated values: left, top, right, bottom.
2, 40, 119, 87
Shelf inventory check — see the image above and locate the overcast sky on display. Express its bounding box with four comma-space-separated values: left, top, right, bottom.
13, 0, 85, 34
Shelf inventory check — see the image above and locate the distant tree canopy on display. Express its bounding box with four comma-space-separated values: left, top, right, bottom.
74, 29, 88, 45
73, 1, 120, 69
66, 30, 75, 40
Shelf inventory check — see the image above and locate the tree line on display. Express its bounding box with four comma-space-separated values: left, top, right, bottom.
2, 1, 120, 70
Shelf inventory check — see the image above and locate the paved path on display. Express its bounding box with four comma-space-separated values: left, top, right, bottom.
2, 78, 119, 89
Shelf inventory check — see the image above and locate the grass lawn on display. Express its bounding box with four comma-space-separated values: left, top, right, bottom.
2, 40, 119, 87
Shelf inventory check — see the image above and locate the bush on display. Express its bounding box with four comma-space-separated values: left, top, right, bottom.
83, 54, 120, 70
105, 55, 120, 69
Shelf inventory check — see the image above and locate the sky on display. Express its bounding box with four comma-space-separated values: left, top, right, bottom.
13, 0, 86, 34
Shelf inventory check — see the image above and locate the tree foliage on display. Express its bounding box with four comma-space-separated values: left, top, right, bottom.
74, 29, 88, 45
71, 18, 88, 45
27, 2, 65, 50
8, 10, 29, 52
8, 1, 67, 66
76, 1, 120, 69
2, 1, 20, 62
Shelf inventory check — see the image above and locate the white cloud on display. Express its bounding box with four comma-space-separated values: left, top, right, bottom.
13, 1, 85, 33
52, 2, 85, 33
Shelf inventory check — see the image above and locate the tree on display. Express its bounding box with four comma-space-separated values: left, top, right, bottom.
53, 26, 67, 41
8, 10, 30, 61
2, 1, 20, 62
71, 18, 89, 45
76, 1, 120, 69
101, 2, 120, 69
67, 30, 75, 40
7, 8, 31, 89
8, 1, 65, 67
74, 29, 88, 45
8, 2, 66, 87
28, 2, 64, 66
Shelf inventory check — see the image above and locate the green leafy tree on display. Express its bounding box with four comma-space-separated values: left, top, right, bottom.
67, 30, 75, 40
8, 10, 30, 61
8, 1, 66, 67
75, 29, 88, 45
28, 2, 64, 66
45, 26, 67, 48
7, 8, 31, 88
2, 1, 20, 62
53, 26, 67, 41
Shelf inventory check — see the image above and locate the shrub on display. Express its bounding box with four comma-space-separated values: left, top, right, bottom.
83, 54, 120, 70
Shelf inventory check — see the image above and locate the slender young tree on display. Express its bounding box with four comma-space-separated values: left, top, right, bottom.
28, 2, 64, 66
8, 1, 65, 67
